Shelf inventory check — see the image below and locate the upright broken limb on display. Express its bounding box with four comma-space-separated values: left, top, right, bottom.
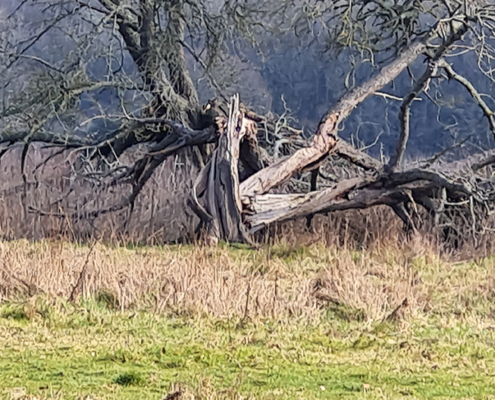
190, 95, 258, 243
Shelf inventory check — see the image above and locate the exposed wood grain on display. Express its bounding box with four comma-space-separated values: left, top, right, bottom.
190, 95, 255, 243
240, 36, 430, 202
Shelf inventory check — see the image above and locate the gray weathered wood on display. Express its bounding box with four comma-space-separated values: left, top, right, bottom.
240, 35, 431, 203
191, 95, 257, 243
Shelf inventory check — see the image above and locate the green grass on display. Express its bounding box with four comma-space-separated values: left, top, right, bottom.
2, 240, 495, 399
1, 299, 495, 400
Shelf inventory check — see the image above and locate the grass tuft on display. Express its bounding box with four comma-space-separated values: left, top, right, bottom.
95, 289, 119, 310
0, 303, 31, 321
113, 372, 145, 387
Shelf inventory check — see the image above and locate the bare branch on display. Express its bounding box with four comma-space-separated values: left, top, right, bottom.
472, 154, 495, 171
387, 22, 469, 172
335, 140, 382, 172
440, 59, 495, 138
387, 60, 440, 172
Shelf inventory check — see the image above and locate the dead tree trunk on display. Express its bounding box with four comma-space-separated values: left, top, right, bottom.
189, 26, 468, 243
190, 95, 258, 244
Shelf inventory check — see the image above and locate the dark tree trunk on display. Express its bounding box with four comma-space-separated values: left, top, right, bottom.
190, 95, 258, 243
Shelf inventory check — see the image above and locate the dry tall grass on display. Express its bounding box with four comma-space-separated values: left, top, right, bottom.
0, 145, 197, 243
2, 143, 495, 259
1, 239, 493, 323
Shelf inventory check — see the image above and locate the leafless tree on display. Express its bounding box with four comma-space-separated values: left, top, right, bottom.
2, 0, 495, 246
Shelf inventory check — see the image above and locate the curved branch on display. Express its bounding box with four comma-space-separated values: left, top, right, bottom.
386, 22, 469, 172
387, 60, 438, 172
440, 60, 495, 139
335, 140, 382, 171
96, 118, 217, 159
472, 153, 495, 172
386, 169, 475, 198
240, 30, 438, 202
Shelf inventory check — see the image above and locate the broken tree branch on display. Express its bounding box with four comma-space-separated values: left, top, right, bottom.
246, 177, 367, 232
240, 28, 446, 203
246, 164, 482, 232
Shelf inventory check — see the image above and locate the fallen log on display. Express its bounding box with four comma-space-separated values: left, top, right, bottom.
240, 35, 432, 203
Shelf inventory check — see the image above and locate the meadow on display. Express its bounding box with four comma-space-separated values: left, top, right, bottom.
1, 240, 495, 399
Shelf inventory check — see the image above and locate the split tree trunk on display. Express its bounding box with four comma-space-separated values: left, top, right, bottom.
189, 26, 472, 243
190, 95, 257, 244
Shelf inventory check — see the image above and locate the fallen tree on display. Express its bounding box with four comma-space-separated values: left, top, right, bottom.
188, 9, 495, 244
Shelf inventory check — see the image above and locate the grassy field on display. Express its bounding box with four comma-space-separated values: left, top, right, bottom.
1, 240, 495, 399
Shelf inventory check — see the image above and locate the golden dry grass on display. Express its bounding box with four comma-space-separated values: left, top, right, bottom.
3, 143, 495, 259
1, 238, 494, 324
0, 145, 196, 243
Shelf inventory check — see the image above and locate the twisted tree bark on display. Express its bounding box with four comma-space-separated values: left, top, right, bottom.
190, 95, 258, 243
